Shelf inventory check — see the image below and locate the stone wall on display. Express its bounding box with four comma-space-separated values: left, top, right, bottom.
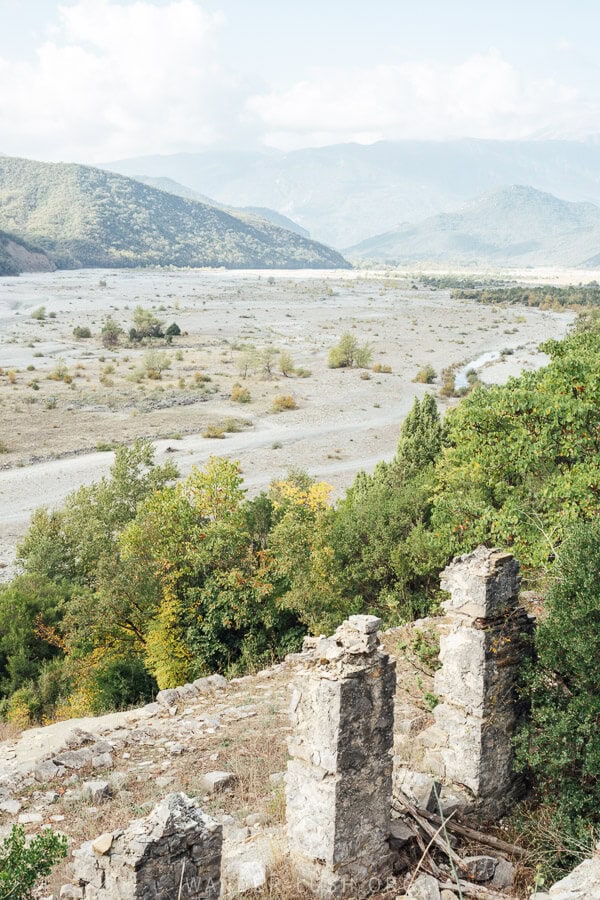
286, 615, 396, 898
64, 793, 222, 899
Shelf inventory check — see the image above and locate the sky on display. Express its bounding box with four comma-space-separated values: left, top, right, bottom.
0, 0, 599, 164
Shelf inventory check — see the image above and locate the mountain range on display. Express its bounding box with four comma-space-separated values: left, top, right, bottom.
346, 185, 600, 267
0, 156, 347, 273
106, 139, 600, 248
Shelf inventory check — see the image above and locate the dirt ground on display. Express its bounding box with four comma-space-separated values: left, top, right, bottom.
0, 267, 573, 576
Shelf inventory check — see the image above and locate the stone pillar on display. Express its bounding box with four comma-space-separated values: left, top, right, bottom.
421, 546, 531, 818
68, 793, 222, 898
286, 615, 396, 898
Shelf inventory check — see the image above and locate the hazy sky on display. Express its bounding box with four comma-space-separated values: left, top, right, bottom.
0, 0, 598, 163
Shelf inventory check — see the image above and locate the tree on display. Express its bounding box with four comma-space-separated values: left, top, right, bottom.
396, 394, 442, 472
328, 332, 372, 369
515, 519, 600, 873
131, 306, 164, 339
101, 316, 123, 348
279, 350, 295, 377
431, 329, 600, 570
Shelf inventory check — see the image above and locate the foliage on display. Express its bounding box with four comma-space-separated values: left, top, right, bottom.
131, 306, 164, 340
231, 382, 251, 403
165, 322, 181, 336
413, 364, 436, 384
143, 349, 170, 379
431, 328, 600, 573
72, 325, 91, 339
328, 332, 373, 369
100, 316, 123, 348
0, 825, 67, 900
454, 281, 600, 310
271, 394, 297, 412
516, 520, 600, 831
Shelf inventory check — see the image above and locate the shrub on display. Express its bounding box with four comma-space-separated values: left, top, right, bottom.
143, 350, 170, 379
0, 441, 7, 453
279, 350, 295, 376
328, 332, 372, 369
202, 423, 226, 438
6, 370, 16, 385
72, 325, 92, 339
272, 394, 298, 412
516, 520, 600, 833
165, 322, 181, 336
101, 316, 123, 348
439, 368, 457, 397
231, 382, 251, 403
372, 363, 392, 374
31, 306, 46, 321
0, 825, 67, 899
413, 364, 436, 384
88, 656, 157, 713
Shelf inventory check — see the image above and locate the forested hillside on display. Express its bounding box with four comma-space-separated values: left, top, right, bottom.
0, 157, 348, 270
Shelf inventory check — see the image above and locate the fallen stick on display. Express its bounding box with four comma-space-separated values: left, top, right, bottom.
413, 805, 528, 860
395, 797, 464, 872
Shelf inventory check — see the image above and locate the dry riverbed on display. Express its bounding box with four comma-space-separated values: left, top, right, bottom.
0, 267, 572, 577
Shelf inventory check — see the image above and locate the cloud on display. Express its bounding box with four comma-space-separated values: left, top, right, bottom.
246, 52, 581, 149
0, 0, 242, 162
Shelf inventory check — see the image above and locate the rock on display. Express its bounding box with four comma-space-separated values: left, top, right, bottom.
407, 874, 442, 899
268, 771, 285, 785
177, 682, 199, 699
462, 856, 498, 883
50, 815, 65, 823
207, 673, 227, 689
491, 857, 515, 890
18, 812, 44, 825
166, 742, 185, 755
441, 892, 458, 900
53, 749, 92, 770
155, 775, 174, 788
91, 832, 113, 855
0, 799, 21, 814
156, 688, 179, 707
389, 819, 415, 850
199, 771, 236, 794
233, 859, 267, 892
59, 887, 83, 899
34, 760, 64, 782
91, 752, 113, 769
395, 769, 442, 813
245, 812, 268, 827
82, 780, 113, 803
530, 846, 600, 898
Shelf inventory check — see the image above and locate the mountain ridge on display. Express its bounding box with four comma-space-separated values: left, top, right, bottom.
105, 138, 600, 247
0, 156, 348, 271
346, 185, 600, 267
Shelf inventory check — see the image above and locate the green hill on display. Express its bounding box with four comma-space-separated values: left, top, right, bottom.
347, 185, 600, 267
0, 156, 348, 270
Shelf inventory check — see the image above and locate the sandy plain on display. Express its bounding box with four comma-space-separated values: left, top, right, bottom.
0, 267, 575, 578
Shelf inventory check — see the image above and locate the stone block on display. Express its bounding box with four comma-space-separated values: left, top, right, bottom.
440, 546, 519, 620
199, 771, 236, 794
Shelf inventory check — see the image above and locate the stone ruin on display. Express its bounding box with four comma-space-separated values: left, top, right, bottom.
62, 792, 222, 898
57, 546, 599, 898
286, 614, 396, 898
401, 546, 532, 819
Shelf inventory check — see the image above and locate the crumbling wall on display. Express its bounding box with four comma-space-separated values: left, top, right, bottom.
64, 792, 222, 899
286, 615, 396, 898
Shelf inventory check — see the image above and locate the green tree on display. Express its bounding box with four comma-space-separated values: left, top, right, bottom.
0, 825, 67, 900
